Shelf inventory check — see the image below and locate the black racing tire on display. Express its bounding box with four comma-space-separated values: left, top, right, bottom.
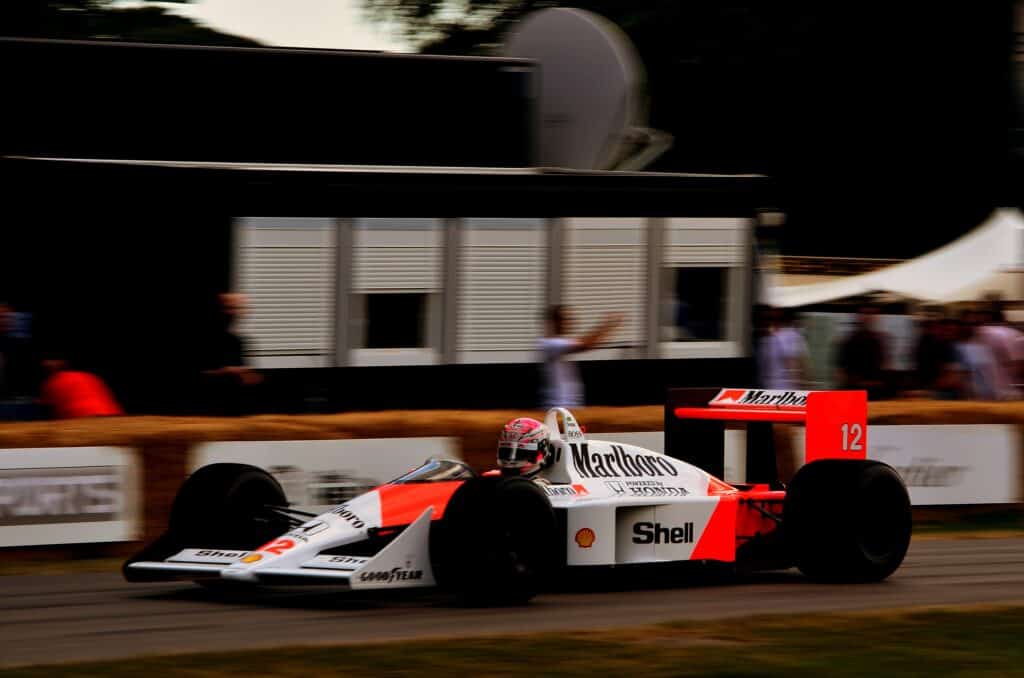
432, 476, 557, 606
168, 463, 290, 550
784, 459, 911, 583
124, 464, 289, 584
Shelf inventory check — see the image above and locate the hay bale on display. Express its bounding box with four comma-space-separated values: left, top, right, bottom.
2, 401, 1022, 543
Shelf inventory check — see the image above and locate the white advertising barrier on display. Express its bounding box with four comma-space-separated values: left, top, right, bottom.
0, 447, 142, 547
191, 438, 460, 513
865, 425, 1020, 505
789, 424, 1020, 505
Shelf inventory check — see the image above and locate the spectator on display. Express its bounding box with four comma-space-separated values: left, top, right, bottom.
0, 302, 40, 419
40, 357, 123, 418
912, 309, 962, 398
539, 305, 623, 409
751, 305, 801, 482
954, 309, 999, 400
755, 306, 784, 389
776, 308, 810, 389
977, 295, 1023, 399
0, 303, 14, 404
836, 304, 889, 398
756, 306, 808, 390
201, 292, 262, 415
752, 304, 774, 388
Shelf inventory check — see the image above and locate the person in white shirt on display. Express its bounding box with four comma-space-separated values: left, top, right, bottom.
955, 309, 1000, 400
977, 296, 1023, 400
774, 308, 810, 390
755, 306, 783, 390
756, 306, 809, 391
539, 306, 623, 409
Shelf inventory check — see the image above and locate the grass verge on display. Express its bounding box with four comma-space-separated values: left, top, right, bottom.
913, 507, 1024, 538
3, 605, 1023, 677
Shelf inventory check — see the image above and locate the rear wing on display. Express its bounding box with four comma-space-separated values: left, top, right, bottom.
665, 388, 867, 483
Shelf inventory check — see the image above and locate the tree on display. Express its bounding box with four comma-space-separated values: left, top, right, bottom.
359, 1, 1012, 258
360, 1, 823, 174
2, 0, 259, 46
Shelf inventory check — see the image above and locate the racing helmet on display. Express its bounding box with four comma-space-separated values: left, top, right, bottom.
497, 417, 553, 477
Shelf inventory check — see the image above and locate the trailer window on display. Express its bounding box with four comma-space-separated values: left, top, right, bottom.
661, 267, 727, 342
363, 292, 428, 348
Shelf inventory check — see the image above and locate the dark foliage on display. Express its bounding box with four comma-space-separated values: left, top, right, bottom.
1, 0, 259, 46
359, 1, 1015, 257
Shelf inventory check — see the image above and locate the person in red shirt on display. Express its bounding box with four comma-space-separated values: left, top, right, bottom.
40, 358, 123, 419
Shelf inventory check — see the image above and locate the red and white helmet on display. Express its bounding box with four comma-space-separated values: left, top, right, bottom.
497, 417, 553, 476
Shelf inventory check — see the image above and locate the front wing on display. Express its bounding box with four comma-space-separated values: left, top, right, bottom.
126, 507, 436, 590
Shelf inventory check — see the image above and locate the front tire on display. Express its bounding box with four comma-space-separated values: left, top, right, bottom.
168, 463, 290, 549
123, 463, 289, 583
433, 476, 557, 605
784, 459, 911, 582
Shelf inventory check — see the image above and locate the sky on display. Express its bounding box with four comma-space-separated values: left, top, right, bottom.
154, 0, 409, 51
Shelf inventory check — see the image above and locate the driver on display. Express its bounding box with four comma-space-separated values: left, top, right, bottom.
497, 417, 554, 477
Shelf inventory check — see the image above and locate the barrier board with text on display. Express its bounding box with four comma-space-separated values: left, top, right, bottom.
867, 425, 1020, 505
789, 424, 1020, 505
614, 426, 1021, 505
0, 447, 141, 547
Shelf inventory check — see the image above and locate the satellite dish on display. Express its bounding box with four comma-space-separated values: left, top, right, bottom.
504, 8, 672, 171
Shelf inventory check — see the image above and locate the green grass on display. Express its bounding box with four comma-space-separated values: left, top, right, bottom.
4, 605, 1024, 677
914, 508, 1024, 537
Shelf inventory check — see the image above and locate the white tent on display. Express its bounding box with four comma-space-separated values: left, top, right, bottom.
768, 208, 1024, 308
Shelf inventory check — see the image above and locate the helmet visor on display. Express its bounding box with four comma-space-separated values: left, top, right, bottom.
498, 443, 538, 467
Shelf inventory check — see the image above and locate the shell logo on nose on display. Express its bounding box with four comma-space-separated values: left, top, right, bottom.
240, 553, 262, 563
575, 528, 596, 548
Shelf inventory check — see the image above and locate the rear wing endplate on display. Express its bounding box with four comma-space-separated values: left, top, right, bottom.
665, 388, 867, 483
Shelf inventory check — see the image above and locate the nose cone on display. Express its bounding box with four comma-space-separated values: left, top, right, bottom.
221, 490, 383, 577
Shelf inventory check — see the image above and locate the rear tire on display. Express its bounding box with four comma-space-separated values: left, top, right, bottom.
784, 459, 911, 583
433, 476, 557, 606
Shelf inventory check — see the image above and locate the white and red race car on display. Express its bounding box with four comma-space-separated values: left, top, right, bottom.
125, 388, 911, 604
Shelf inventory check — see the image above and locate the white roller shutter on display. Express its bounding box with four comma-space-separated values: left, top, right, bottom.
236, 218, 335, 361
458, 218, 546, 361
564, 218, 646, 348
353, 219, 442, 292
664, 218, 746, 266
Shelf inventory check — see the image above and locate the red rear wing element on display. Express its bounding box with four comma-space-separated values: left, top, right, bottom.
803, 391, 868, 462
708, 388, 808, 410
673, 389, 868, 463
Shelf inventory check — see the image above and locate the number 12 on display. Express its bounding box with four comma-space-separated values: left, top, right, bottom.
841, 423, 864, 451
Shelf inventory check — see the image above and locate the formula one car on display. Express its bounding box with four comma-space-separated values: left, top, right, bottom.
125, 388, 912, 604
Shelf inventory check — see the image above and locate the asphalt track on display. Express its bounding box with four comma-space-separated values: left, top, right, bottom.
2, 537, 1024, 668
